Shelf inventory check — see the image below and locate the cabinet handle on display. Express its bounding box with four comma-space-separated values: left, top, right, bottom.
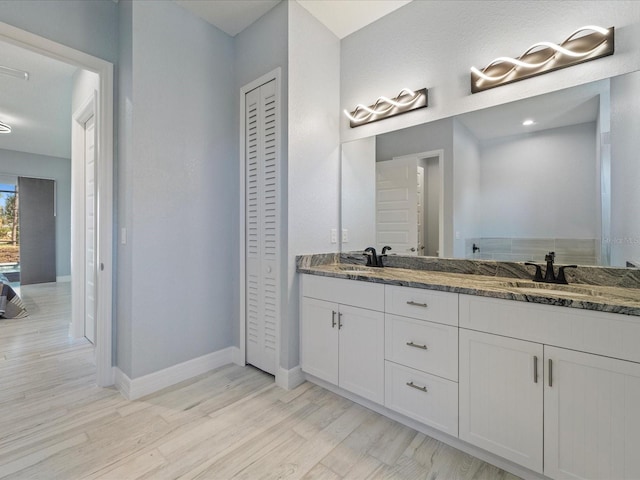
548, 359, 553, 387
338, 312, 343, 329
331, 311, 337, 328
406, 341, 428, 350
533, 355, 538, 383
406, 301, 428, 308
406, 381, 428, 393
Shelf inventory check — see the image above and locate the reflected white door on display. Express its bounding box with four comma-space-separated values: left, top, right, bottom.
417, 166, 425, 254
84, 115, 97, 344
376, 157, 418, 255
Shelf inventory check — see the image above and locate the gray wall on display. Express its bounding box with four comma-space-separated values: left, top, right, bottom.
0, 0, 118, 64
0, 148, 71, 277
610, 71, 640, 267
119, 1, 236, 378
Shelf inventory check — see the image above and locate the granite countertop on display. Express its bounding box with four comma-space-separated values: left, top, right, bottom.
298, 263, 640, 317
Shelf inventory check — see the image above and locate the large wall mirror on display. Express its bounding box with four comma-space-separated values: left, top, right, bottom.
341, 70, 640, 268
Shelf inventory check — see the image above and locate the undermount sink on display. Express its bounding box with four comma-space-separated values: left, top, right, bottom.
335, 264, 375, 273
499, 280, 598, 298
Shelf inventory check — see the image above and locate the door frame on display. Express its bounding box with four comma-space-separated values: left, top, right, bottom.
71, 92, 97, 342
238, 67, 281, 382
388, 149, 444, 257
0, 21, 114, 387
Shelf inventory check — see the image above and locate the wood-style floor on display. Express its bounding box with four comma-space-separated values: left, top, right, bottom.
0, 282, 520, 479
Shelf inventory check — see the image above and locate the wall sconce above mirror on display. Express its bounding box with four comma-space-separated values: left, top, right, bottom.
471, 26, 614, 93
344, 87, 428, 127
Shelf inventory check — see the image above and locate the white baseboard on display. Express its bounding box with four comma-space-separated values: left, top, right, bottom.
231, 346, 243, 366
56, 275, 71, 283
114, 347, 235, 400
276, 365, 305, 390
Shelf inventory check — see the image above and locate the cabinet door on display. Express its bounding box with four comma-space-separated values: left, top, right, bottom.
459, 329, 543, 473
301, 297, 339, 385
544, 346, 640, 480
338, 305, 385, 404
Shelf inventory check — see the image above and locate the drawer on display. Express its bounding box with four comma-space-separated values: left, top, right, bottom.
459, 294, 640, 364
384, 361, 458, 437
385, 314, 458, 381
302, 274, 384, 311
385, 285, 458, 326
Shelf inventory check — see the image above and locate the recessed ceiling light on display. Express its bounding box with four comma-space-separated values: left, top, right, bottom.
522, 119, 535, 126
0, 121, 11, 134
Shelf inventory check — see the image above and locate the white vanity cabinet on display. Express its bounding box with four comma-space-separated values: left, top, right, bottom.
459, 294, 640, 480
300, 275, 385, 404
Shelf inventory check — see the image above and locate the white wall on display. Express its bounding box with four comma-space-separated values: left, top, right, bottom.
287, 0, 341, 369
124, 1, 236, 378
0, 148, 71, 276
479, 123, 597, 238
452, 119, 481, 257
341, 137, 376, 252
610, 71, 640, 266
341, 1, 640, 143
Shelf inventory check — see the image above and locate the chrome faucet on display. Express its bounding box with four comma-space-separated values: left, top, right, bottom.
525, 251, 577, 284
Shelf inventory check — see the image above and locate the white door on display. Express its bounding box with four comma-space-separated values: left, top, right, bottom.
84, 115, 97, 344
376, 157, 418, 254
459, 329, 544, 473
245, 79, 279, 375
417, 166, 425, 255
544, 346, 640, 480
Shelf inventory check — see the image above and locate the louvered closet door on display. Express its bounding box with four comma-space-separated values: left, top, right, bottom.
245, 79, 278, 375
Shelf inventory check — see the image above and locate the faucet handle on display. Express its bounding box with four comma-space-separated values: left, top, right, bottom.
525, 262, 544, 282
556, 265, 577, 284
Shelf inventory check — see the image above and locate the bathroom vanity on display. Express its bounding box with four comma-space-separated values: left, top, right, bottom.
297, 255, 640, 480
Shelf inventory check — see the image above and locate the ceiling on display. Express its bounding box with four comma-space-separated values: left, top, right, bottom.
178, 0, 412, 39
0, 41, 76, 159
457, 80, 607, 142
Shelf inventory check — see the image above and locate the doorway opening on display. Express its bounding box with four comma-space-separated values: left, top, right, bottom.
0, 22, 114, 386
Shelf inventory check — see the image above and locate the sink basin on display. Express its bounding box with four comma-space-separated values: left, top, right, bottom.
335, 265, 375, 273
499, 280, 598, 298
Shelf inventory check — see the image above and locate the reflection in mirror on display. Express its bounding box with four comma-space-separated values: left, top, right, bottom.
340, 70, 640, 267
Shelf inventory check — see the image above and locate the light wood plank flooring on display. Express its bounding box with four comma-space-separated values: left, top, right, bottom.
0, 282, 520, 479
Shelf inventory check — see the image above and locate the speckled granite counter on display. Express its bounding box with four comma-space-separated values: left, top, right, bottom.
297, 254, 640, 317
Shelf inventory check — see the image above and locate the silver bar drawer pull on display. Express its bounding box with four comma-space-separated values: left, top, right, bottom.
406, 341, 428, 350
406, 301, 428, 308
331, 311, 337, 328
406, 381, 428, 392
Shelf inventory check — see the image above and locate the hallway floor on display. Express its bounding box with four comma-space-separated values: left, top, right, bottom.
0, 282, 519, 479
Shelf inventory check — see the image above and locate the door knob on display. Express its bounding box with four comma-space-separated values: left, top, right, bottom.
410, 247, 416, 252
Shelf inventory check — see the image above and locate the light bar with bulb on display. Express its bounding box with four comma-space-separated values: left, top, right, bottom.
344, 88, 428, 127
471, 26, 614, 93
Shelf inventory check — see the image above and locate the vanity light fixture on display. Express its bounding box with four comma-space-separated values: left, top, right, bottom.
344, 87, 428, 127
522, 119, 535, 126
471, 25, 614, 93
0, 121, 11, 134
0, 65, 29, 81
